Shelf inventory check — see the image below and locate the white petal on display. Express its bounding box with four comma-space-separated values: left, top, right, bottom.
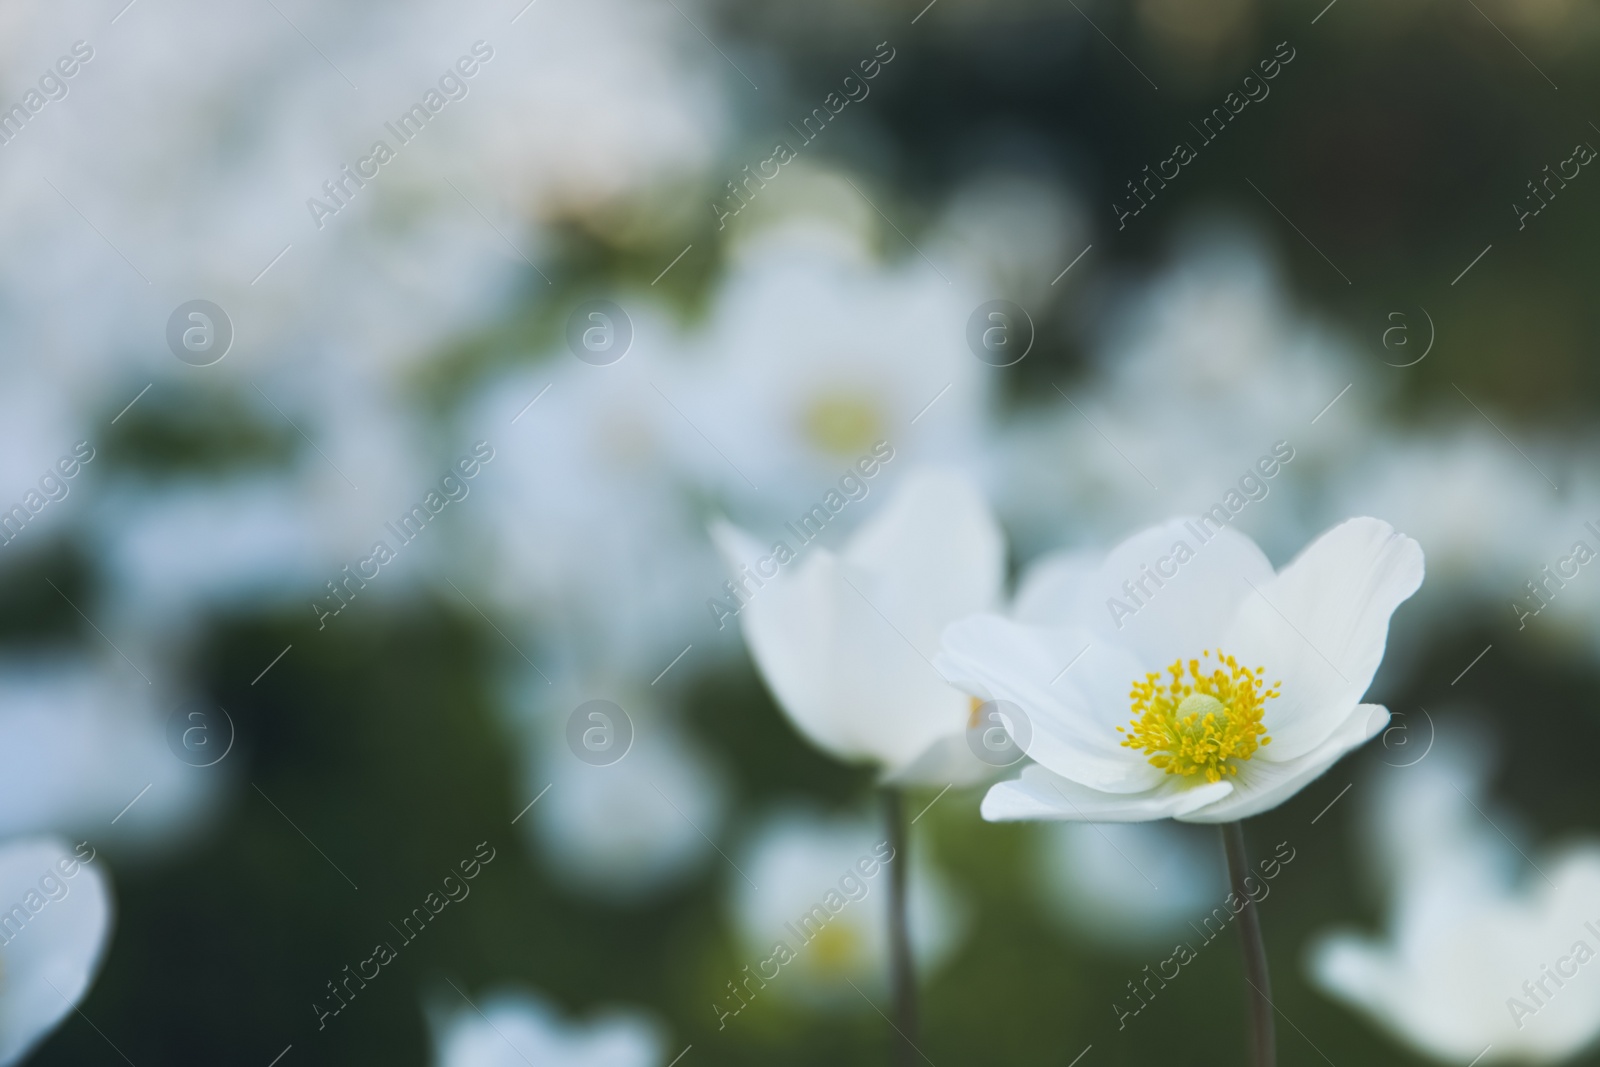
1010, 547, 1098, 625
842, 467, 1006, 653
981, 764, 1233, 823
1178, 704, 1387, 823
938, 615, 1161, 793
0, 839, 113, 1067
1051, 518, 1276, 669
1227, 518, 1424, 760
712, 468, 1004, 774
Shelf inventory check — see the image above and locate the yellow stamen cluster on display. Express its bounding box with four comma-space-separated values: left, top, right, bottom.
1118, 650, 1278, 782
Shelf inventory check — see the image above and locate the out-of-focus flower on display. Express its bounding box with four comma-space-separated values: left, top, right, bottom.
990, 235, 1371, 563
464, 324, 722, 678
713, 468, 1004, 784
929, 171, 1086, 307
674, 215, 992, 523
525, 699, 728, 902
430, 987, 662, 1067
939, 516, 1423, 822
1034, 819, 1227, 946
1310, 752, 1600, 1064
0, 837, 113, 1067
729, 809, 964, 1003
0, 659, 218, 845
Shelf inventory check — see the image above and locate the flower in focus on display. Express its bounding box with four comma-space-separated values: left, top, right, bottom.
1309, 751, 1600, 1064
939, 516, 1423, 822
713, 468, 1004, 784
430, 987, 661, 1067
729, 809, 964, 1003
0, 837, 112, 1066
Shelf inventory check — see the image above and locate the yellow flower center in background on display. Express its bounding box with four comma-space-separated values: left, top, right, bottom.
809, 921, 860, 972
801, 389, 883, 455
1118, 649, 1278, 782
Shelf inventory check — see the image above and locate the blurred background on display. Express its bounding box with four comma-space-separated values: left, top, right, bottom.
3, 0, 1600, 1063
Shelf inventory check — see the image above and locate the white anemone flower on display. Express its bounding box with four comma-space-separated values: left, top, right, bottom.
938, 516, 1423, 822
430, 987, 661, 1067
711, 468, 1004, 784
1309, 727, 1600, 1064
729, 809, 965, 1004
0, 837, 113, 1066
1310, 845, 1600, 1065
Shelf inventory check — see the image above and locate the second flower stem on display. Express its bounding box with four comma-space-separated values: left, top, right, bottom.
1222, 820, 1275, 1067
883, 787, 918, 1067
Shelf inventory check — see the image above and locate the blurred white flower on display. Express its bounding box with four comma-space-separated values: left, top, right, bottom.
0, 659, 218, 845
1311, 825, 1600, 1062
940, 517, 1423, 822
1034, 819, 1226, 946
0, 837, 113, 1067
430, 987, 662, 1067
525, 701, 728, 901
730, 808, 964, 1003
930, 170, 1086, 307
713, 468, 1004, 784
673, 218, 992, 523
463, 323, 723, 678
990, 234, 1372, 562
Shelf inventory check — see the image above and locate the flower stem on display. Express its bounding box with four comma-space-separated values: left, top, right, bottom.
1222, 820, 1275, 1067
883, 787, 918, 1067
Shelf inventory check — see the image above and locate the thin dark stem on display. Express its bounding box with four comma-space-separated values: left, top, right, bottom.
883, 787, 918, 1067
1222, 821, 1275, 1067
